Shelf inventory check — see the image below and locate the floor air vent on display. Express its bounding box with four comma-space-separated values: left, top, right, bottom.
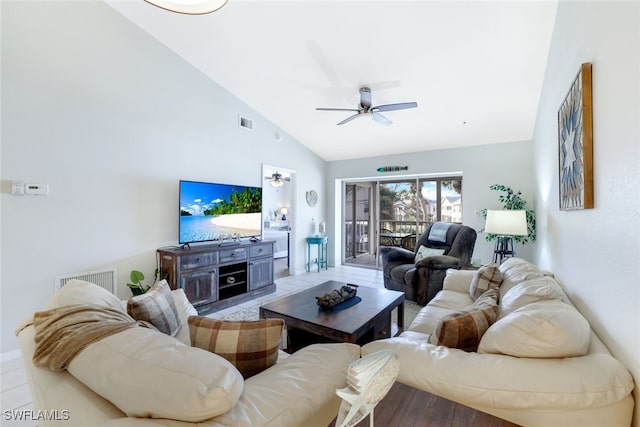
54, 268, 117, 294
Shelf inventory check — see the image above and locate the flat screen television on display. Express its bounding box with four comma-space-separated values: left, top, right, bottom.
179, 180, 262, 244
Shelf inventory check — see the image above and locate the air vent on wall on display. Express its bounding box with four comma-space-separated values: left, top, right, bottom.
54, 268, 117, 294
238, 115, 253, 131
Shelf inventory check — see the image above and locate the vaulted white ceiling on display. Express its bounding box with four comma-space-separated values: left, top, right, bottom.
106, 0, 557, 161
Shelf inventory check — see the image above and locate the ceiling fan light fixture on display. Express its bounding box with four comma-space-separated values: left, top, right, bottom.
270, 172, 285, 187
144, 0, 228, 15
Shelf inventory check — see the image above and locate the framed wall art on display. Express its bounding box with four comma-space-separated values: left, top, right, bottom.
558, 62, 593, 210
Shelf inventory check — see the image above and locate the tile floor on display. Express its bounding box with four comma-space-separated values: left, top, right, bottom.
0, 265, 384, 426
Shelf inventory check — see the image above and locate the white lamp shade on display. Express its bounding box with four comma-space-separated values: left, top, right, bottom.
485, 210, 527, 236
144, 0, 228, 15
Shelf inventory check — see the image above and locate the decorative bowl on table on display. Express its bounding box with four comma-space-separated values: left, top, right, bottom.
316, 285, 358, 309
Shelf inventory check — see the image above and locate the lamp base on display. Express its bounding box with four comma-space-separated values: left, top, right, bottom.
492, 236, 516, 264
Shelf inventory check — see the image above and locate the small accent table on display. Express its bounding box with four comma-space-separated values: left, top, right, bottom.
306, 236, 328, 272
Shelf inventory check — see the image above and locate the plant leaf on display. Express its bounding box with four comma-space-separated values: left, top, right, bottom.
130, 270, 145, 284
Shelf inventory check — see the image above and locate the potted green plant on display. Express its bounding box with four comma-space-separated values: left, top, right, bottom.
126, 270, 149, 296
481, 184, 536, 244
126, 269, 166, 296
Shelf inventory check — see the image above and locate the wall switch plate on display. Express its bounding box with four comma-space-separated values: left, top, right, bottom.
11, 180, 25, 195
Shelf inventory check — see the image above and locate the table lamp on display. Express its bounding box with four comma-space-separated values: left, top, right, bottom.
484, 210, 527, 264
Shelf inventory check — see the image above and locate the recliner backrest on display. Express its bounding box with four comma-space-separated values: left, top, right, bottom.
414, 222, 477, 267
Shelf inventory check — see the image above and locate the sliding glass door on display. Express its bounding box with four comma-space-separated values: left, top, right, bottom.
344, 176, 463, 269
344, 183, 373, 261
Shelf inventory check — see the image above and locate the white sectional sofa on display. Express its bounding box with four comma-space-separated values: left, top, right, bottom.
16, 280, 360, 427
362, 258, 635, 427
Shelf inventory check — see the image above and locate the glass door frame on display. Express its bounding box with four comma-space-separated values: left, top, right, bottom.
340, 173, 463, 269
344, 182, 374, 261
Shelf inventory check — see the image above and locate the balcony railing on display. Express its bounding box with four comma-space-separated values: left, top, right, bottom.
379, 220, 433, 237
345, 220, 370, 256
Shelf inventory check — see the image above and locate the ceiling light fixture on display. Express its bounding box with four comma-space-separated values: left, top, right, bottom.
270, 172, 285, 188
144, 0, 228, 15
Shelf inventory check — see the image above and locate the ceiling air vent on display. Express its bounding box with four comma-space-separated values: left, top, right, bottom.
238, 115, 253, 131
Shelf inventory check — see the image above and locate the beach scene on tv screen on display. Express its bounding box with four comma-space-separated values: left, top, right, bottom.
180, 181, 262, 243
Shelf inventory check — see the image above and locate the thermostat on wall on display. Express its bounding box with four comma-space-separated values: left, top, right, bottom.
25, 183, 49, 195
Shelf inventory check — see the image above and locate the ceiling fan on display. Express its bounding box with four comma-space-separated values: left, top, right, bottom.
264, 171, 290, 187
316, 87, 417, 126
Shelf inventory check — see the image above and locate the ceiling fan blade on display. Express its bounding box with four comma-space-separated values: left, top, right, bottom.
316, 107, 360, 112
372, 102, 418, 112
337, 113, 361, 126
372, 112, 392, 126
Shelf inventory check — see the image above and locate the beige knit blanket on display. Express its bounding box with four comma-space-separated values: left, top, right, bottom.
29, 304, 152, 371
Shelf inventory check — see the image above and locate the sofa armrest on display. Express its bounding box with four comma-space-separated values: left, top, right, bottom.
17, 324, 127, 427
211, 343, 360, 427
415, 255, 460, 270
362, 338, 634, 411
381, 246, 415, 263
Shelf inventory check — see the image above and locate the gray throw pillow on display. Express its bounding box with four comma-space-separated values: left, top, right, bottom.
127, 280, 180, 336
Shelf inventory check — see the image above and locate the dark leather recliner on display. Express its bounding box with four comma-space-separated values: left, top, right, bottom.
381, 222, 477, 306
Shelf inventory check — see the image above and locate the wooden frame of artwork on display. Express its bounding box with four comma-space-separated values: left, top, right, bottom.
558, 62, 593, 210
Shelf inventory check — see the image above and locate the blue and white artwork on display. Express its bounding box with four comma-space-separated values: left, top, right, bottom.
558, 63, 593, 211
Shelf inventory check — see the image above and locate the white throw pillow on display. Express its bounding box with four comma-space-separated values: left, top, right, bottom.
44, 279, 124, 312
442, 269, 477, 293
499, 276, 565, 319
478, 300, 591, 358
414, 246, 445, 263
68, 326, 244, 422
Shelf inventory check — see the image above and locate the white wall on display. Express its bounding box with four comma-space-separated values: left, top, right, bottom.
532, 2, 640, 425
0, 1, 325, 355
326, 140, 535, 266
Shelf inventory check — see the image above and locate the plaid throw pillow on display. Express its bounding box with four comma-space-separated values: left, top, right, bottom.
188, 316, 284, 378
469, 264, 504, 300
429, 289, 499, 352
127, 280, 180, 336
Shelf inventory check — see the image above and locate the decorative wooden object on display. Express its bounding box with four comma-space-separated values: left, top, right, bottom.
316, 285, 357, 309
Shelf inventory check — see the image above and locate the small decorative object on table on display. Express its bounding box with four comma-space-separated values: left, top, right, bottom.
316, 285, 357, 309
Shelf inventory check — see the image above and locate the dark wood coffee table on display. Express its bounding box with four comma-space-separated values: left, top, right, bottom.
259, 280, 404, 352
